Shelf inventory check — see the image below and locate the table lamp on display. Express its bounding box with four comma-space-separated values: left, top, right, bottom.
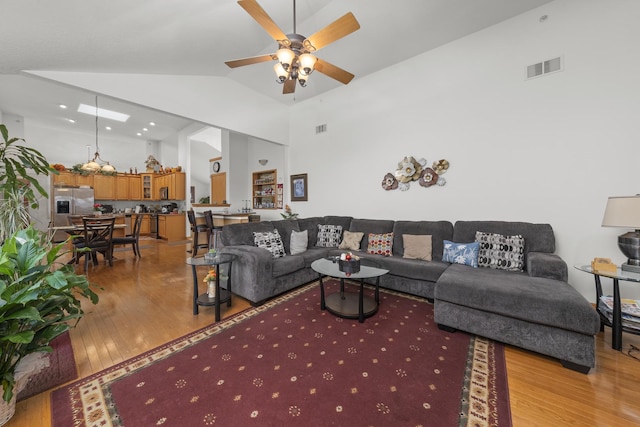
602, 195, 640, 273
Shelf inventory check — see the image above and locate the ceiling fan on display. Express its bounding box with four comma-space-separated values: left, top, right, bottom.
225, 0, 360, 94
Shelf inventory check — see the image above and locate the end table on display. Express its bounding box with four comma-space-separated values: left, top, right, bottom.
575, 264, 640, 350
186, 254, 237, 322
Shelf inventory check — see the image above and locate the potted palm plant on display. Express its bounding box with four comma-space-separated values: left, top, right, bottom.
0, 124, 52, 242
0, 124, 99, 424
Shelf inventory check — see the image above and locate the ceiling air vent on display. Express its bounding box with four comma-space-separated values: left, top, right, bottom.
316, 124, 327, 134
526, 56, 562, 80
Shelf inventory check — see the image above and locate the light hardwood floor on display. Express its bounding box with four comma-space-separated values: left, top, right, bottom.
6, 239, 640, 426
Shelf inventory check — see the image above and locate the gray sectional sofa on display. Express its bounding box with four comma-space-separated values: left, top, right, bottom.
218, 216, 600, 373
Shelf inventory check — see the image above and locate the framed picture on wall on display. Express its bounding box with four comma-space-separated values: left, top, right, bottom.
290, 173, 308, 202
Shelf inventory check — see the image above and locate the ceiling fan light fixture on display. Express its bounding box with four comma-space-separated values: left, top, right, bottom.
276, 48, 295, 70
298, 53, 317, 75
274, 62, 289, 83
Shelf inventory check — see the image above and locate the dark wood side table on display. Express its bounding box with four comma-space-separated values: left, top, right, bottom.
186, 254, 237, 322
575, 265, 640, 350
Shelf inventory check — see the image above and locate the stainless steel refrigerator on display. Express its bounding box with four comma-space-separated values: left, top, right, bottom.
51, 186, 95, 242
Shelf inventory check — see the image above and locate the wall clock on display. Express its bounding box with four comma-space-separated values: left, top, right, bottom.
212, 161, 221, 173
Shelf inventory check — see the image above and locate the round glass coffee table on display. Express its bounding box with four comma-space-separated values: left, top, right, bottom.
311, 257, 389, 323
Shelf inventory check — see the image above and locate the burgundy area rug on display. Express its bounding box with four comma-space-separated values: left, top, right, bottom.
52, 281, 511, 427
17, 331, 77, 401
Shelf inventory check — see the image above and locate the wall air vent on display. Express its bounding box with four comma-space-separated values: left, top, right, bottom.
526, 56, 562, 80
316, 124, 327, 134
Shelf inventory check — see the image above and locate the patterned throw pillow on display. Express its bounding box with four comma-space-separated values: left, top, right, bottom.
367, 232, 394, 256
475, 232, 525, 272
442, 240, 479, 268
339, 230, 364, 251
253, 229, 285, 258
316, 225, 343, 247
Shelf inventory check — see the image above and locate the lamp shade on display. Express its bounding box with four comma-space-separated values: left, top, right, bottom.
602, 195, 640, 229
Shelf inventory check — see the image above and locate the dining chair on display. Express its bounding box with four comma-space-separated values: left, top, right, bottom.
187, 209, 209, 256
73, 216, 115, 271
111, 214, 143, 257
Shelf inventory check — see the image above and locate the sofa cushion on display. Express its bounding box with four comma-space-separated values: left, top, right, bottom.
339, 231, 364, 251
222, 221, 275, 246
366, 254, 449, 283
272, 255, 305, 278
367, 232, 394, 256
402, 234, 432, 261
349, 219, 395, 252
442, 240, 479, 267
272, 219, 300, 254
317, 225, 342, 247
253, 229, 285, 258
297, 217, 323, 247
392, 221, 453, 261
435, 264, 600, 336
299, 247, 332, 268
475, 231, 525, 272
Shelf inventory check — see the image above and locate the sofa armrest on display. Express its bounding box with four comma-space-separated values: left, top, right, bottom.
527, 252, 568, 282
218, 245, 274, 285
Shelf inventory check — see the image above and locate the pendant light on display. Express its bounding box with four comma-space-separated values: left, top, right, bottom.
81, 95, 115, 173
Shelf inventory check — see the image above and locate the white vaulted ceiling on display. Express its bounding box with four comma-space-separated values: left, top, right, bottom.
0, 0, 553, 139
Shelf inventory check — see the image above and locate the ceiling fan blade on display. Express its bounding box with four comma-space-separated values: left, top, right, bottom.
238, 0, 288, 42
225, 54, 276, 68
283, 79, 296, 94
304, 12, 360, 51
314, 58, 355, 85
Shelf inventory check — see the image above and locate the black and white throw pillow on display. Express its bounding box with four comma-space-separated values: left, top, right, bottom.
316, 224, 343, 248
253, 229, 286, 258
475, 231, 525, 272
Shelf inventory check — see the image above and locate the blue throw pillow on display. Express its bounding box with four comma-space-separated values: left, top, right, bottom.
442, 240, 479, 268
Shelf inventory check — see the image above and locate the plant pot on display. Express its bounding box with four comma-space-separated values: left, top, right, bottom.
0, 390, 16, 426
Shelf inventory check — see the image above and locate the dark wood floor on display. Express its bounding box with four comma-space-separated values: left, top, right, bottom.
6, 239, 640, 426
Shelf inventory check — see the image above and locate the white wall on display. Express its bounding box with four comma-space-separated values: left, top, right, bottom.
288, 0, 640, 302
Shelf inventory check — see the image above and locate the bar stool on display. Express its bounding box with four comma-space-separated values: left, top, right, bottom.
187, 209, 209, 256
203, 210, 222, 251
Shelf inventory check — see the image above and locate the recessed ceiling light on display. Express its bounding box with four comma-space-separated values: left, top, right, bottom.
136, 132, 142, 136
67, 119, 76, 123
105, 126, 112, 131
77, 103, 130, 122
59, 104, 67, 109
142, 128, 148, 132
149, 122, 156, 126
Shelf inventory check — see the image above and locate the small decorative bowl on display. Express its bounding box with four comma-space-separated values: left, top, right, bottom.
338, 259, 360, 274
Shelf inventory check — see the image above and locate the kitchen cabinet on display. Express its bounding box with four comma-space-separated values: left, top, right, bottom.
132, 214, 150, 235
93, 175, 116, 200
252, 169, 277, 209
210, 172, 226, 205
155, 172, 185, 200
171, 172, 186, 200
157, 213, 186, 242
141, 173, 155, 200
115, 175, 129, 200
51, 171, 94, 187
128, 175, 141, 200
